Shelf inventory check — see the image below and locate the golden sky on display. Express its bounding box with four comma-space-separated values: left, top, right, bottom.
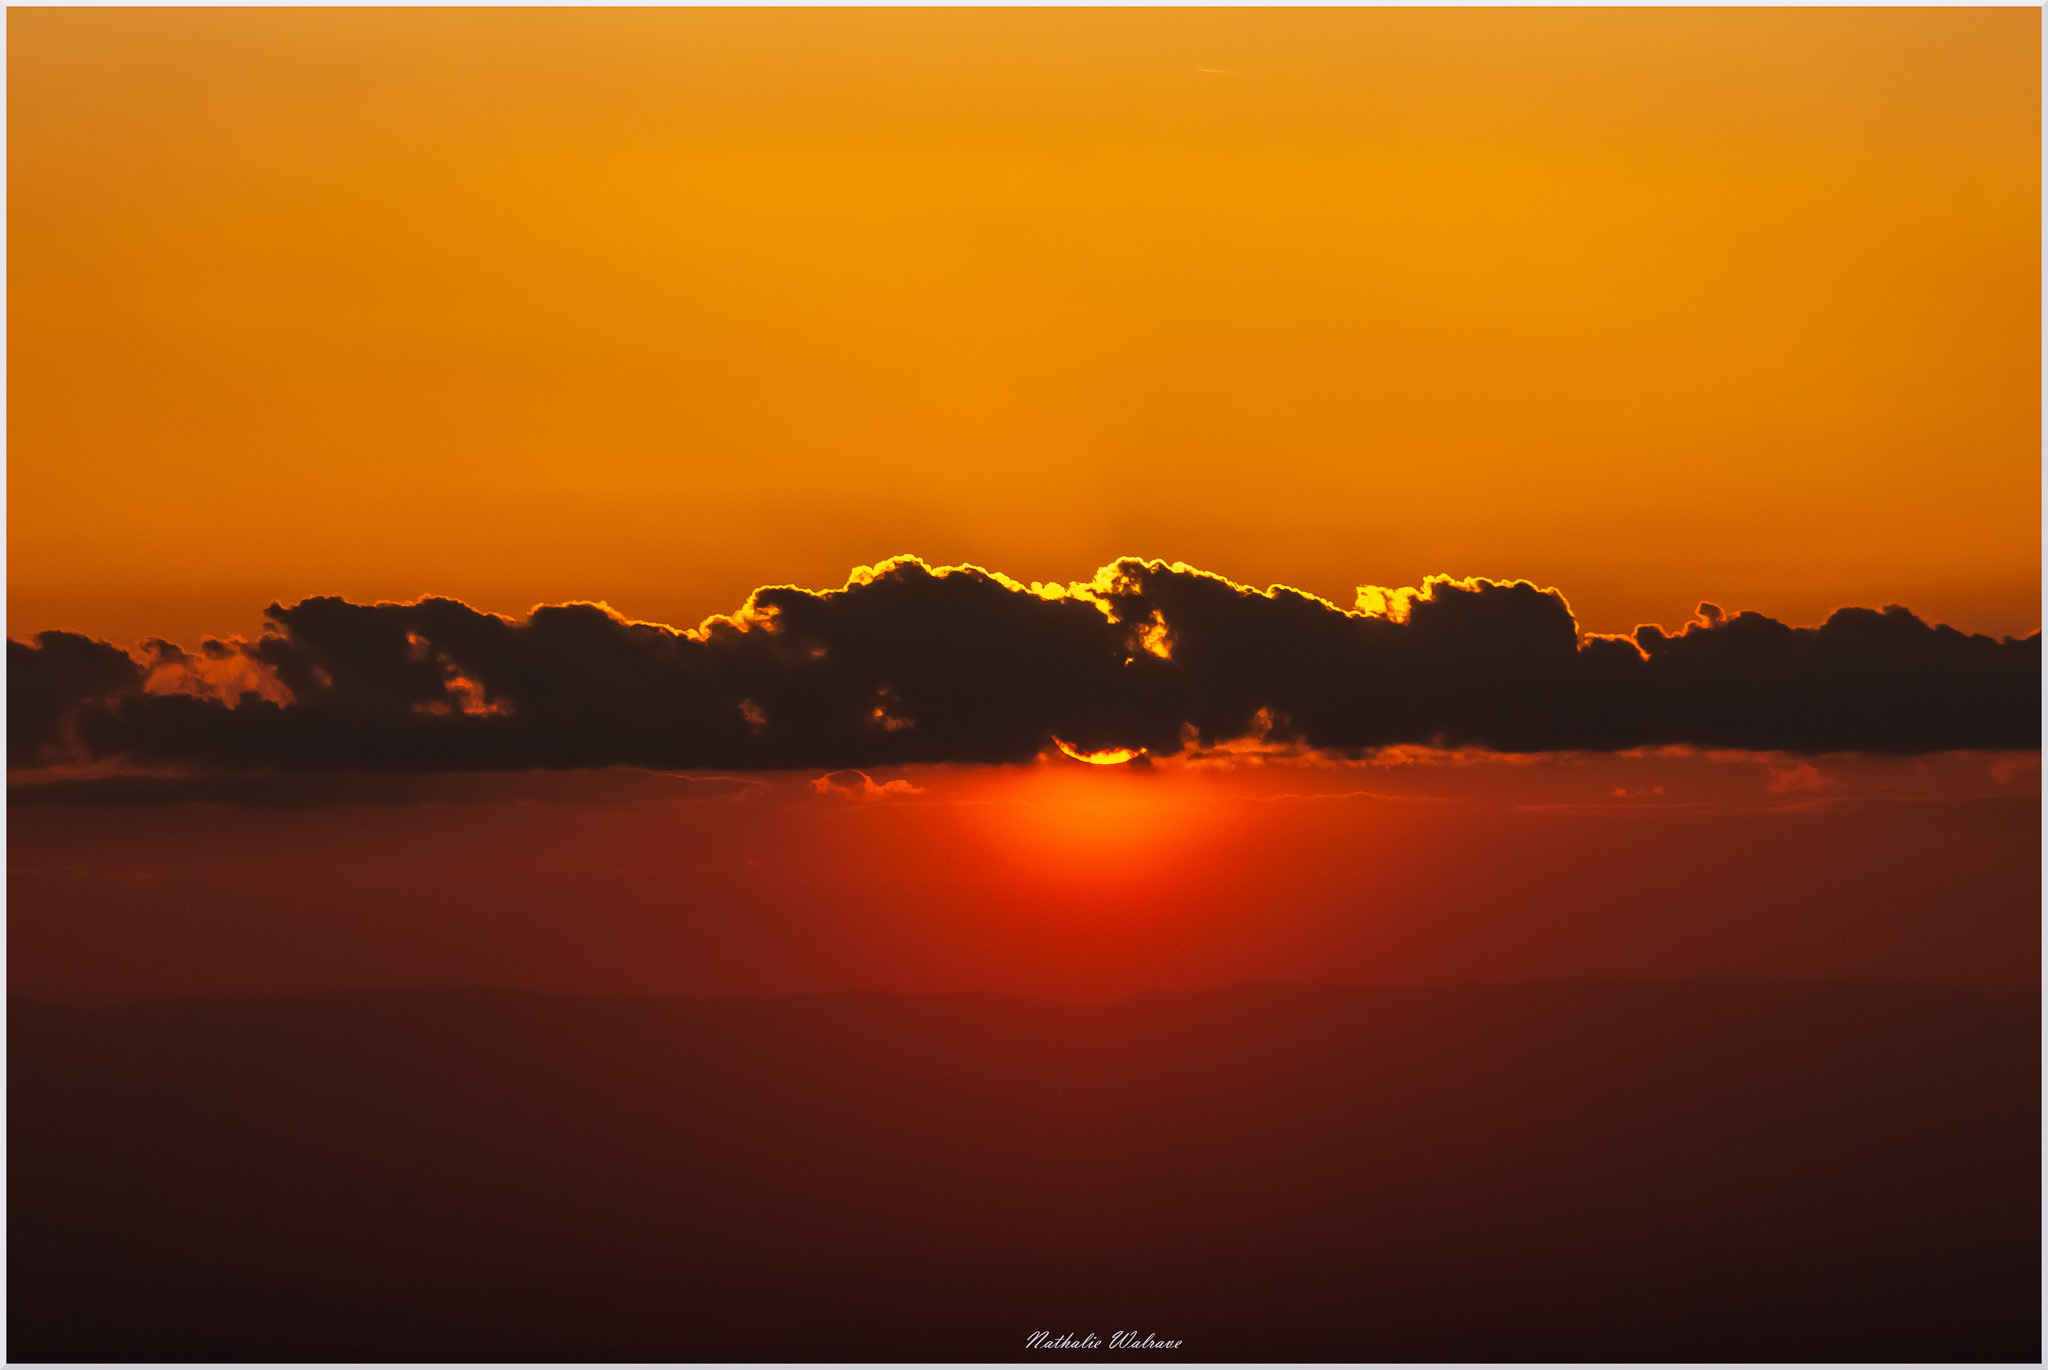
10, 7, 2039, 648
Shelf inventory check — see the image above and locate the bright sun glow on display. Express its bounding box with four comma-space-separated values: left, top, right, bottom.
965, 764, 1227, 914
1053, 737, 1147, 765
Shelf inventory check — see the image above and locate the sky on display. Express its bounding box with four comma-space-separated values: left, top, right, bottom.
6, 8, 2040, 1009
9, 7, 2041, 650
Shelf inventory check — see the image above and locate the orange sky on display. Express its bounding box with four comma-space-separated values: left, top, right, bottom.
9, 8, 2040, 648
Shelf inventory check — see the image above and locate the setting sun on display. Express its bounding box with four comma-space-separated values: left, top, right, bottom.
1052, 737, 1148, 766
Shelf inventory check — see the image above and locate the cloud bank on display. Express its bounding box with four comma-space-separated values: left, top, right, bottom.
10, 557, 2038, 772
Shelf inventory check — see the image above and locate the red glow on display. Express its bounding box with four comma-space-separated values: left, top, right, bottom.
6, 750, 2036, 1005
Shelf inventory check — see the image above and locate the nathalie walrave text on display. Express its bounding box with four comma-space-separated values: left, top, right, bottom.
1029, 1331, 1183, 1350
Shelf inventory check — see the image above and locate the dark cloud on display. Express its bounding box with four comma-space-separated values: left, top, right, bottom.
8, 558, 2039, 773
4, 767, 759, 809
9, 630, 146, 766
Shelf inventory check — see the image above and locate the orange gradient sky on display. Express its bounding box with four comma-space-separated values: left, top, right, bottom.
9, 7, 2040, 648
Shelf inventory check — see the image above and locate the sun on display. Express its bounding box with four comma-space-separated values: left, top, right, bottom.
1052, 737, 1148, 766
955, 757, 1227, 916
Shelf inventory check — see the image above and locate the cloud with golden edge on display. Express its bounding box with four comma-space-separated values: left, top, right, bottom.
5, 556, 2037, 774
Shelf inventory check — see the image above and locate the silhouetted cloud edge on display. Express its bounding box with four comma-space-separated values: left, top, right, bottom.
10, 555, 2039, 772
